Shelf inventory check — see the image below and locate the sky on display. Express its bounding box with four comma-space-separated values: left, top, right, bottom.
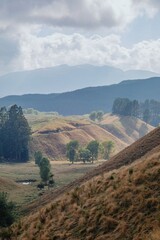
0, 0, 160, 76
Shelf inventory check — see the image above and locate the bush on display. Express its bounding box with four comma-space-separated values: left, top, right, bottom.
0, 192, 16, 227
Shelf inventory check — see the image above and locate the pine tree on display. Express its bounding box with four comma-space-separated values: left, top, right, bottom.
3, 105, 31, 162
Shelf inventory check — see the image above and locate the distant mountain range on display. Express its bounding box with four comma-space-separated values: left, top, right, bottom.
0, 77, 160, 115
0, 64, 159, 97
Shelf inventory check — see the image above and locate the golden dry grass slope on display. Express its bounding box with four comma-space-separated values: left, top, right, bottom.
101, 114, 154, 144
29, 114, 153, 159
9, 127, 160, 240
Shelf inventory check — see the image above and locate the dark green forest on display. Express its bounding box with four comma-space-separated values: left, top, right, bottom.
112, 98, 160, 126
0, 105, 31, 162
0, 77, 160, 115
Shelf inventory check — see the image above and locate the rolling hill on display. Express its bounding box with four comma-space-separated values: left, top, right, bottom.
9, 126, 160, 240
0, 77, 160, 115
28, 114, 153, 159
0, 64, 159, 97
100, 114, 153, 145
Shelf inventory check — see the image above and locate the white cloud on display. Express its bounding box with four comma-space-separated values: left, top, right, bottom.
1, 32, 159, 75
0, 1, 160, 76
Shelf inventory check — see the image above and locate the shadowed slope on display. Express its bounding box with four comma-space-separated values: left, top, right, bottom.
101, 114, 154, 144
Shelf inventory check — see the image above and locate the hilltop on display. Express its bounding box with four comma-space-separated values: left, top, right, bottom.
28, 114, 153, 159
0, 77, 160, 115
0, 64, 158, 97
9, 127, 160, 240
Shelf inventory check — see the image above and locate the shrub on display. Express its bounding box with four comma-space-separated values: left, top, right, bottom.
0, 192, 16, 227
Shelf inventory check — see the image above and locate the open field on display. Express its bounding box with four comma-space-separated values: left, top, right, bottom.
0, 160, 103, 208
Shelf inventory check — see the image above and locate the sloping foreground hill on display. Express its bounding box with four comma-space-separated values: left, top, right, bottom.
28, 114, 153, 159
8, 127, 160, 240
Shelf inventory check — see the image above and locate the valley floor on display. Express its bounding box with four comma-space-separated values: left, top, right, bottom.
0, 160, 104, 213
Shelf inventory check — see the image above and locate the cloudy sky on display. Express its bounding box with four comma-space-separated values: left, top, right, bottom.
0, 0, 160, 76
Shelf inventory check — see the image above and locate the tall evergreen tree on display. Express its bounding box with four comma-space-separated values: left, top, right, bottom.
2, 105, 31, 162
0, 107, 8, 158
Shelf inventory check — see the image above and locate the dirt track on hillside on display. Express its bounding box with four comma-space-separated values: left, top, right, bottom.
21, 127, 160, 215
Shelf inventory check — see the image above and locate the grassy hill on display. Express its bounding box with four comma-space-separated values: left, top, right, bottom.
8, 127, 160, 240
101, 114, 154, 144
0, 114, 153, 214
28, 114, 153, 160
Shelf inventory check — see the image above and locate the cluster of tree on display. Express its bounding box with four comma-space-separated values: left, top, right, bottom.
34, 151, 54, 189
0, 105, 31, 162
23, 108, 39, 115
89, 111, 104, 122
112, 98, 160, 126
66, 140, 114, 164
101, 141, 115, 160
112, 98, 139, 117
23, 108, 59, 116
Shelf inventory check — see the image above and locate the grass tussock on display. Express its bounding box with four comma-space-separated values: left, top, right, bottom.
146, 228, 160, 240
8, 146, 160, 240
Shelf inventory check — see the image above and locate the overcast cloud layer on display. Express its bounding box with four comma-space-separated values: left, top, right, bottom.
0, 0, 160, 75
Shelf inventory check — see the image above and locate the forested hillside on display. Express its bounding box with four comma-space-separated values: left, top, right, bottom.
0, 64, 158, 97
0, 77, 160, 115
112, 98, 160, 126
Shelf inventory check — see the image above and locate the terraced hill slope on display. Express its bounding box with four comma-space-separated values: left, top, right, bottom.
9, 127, 160, 240
28, 114, 154, 159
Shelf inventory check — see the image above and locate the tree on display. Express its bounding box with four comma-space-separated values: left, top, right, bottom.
2, 105, 31, 162
67, 140, 79, 151
143, 109, 151, 124
87, 140, 99, 162
89, 111, 104, 122
96, 111, 104, 121
131, 100, 139, 117
89, 111, 97, 121
67, 148, 76, 164
0, 192, 16, 227
102, 141, 114, 160
66, 140, 79, 164
112, 98, 132, 116
78, 148, 91, 163
34, 151, 43, 166
39, 157, 51, 183
35, 152, 54, 188
0, 107, 8, 159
